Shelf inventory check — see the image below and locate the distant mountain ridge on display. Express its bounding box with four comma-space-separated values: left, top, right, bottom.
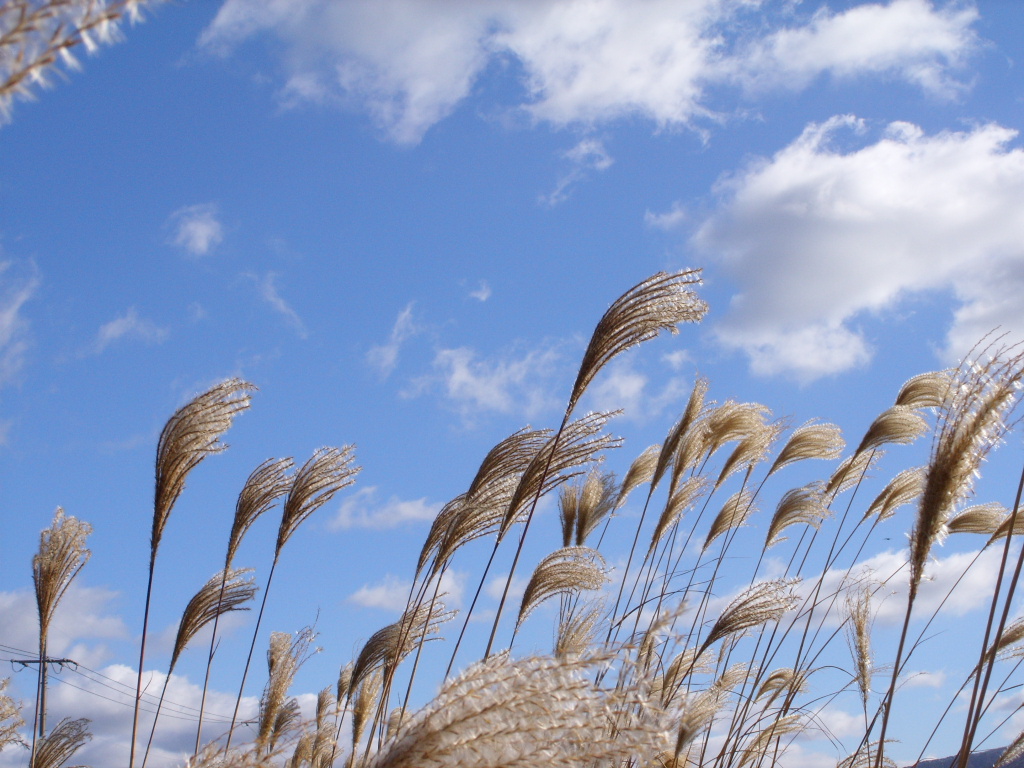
915, 749, 1024, 768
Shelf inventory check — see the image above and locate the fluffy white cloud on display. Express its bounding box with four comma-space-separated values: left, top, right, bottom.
582, 358, 690, 422
731, 0, 977, 96
91, 307, 169, 354
366, 302, 417, 378
168, 203, 223, 256
408, 342, 565, 421
329, 485, 440, 530
200, 0, 979, 143
469, 280, 491, 302
695, 117, 1024, 381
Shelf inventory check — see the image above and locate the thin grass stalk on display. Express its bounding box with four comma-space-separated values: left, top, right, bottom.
956, 460, 1024, 767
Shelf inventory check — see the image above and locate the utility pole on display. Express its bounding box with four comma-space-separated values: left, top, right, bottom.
12, 657, 78, 739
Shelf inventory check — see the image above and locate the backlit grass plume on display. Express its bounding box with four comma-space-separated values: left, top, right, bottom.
31, 508, 91, 762
132, 378, 254, 768
30, 717, 91, 768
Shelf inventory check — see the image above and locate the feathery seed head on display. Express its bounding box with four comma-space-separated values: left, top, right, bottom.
30, 717, 91, 768
768, 420, 845, 477
701, 580, 799, 654
517, 546, 608, 628
227, 457, 294, 568
765, 483, 828, 549
650, 476, 708, 556
865, 467, 925, 523
895, 369, 953, 410
855, 405, 928, 456
567, 269, 706, 416
171, 567, 257, 670
33, 508, 91, 640
153, 379, 255, 557
948, 502, 1008, 537
617, 443, 661, 508
277, 446, 359, 556
704, 490, 756, 552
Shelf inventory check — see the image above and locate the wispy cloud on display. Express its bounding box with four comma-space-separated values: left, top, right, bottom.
469, 280, 491, 302
644, 201, 687, 231
0, 261, 38, 387
695, 118, 1024, 381
367, 302, 417, 378
201, 0, 979, 143
541, 138, 614, 207
90, 307, 169, 355
255, 272, 308, 338
407, 341, 565, 422
168, 203, 223, 256
348, 570, 465, 611
329, 485, 440, 530
581, 359, 690, 422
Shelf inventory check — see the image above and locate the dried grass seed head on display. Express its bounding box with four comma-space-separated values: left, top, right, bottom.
948, 502, 1008, 536
574, 469, 618, 545
768, 420, 845, 477
653, 378, 709, 493
618, 443, 661, 508
30, 717, 91, 768
701, 579, 799, 654
555, 600, 604, 658
649, 476, 708, 556
277, 446, 359, 556
855, 404, 928, 456
0, 678, 24, 751
257, 628, 318, 754
895, 369, 953, 410
844, 587, 874, 709
153, 378, 255, 556
350, 600, 454, 692
704, 489, 756, 552
33, 508, 91, 639
227, 457, 294, 568
826, 448, 881, 498
864, 466, 925, 523
171, 567, 257, 670
498, 411, 621, 541
736, 713, 804, 768
517, 546, 608, 628
567, 269, 706, 416
912, 349, 1024, 594
714, 418, 784, 491
765, 483, 828, 549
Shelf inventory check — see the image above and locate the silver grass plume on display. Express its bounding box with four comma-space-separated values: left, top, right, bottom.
997, 733, 1024, 768
29, 717, 90, 768
895, 370, 953, 410
616, 443, 661, 508
257, 628, 317, 755
566, 269, 706, 416
700, 579, 799, 656
991, 506, 1024, 542
153, 379, 255, 557
756, 668, 808, 707
277, 446, 360, 557
517, 546, 608, 628
839, 743, 898, 768
826, 449, 881, 498
171, 568, 256, 670
572, 470, 617, 545
350, 671, 382, 763
767, 420, 845, 477
704, 490, 756, 552
312, 687, 336, 768
845, 587, 874, 712
288, 731, 313, 768
671, 663, 748, 759
0, 678, 24, 751
269, 698, 302, 756
655, 378, 709, 494
32, 509, 90, 747
765, 483, 828, 549
854, 405, 928, 456
912, 352, 1024, 596
864, 467, 925, 523
970, 617, 1024, 677
498, 411, 621, 541
226, 458, 294, 568
948, 503, 1008, 536
421, 427, 553, 575
350, 600, 454, 692
649, 476, 708, 556
555, 600, 604, 658
336, 663, 353, 711
365, 653, 671, 768
33, 509, 91, 644
0, 0, 156, 121
655, 647, 712, 709
736, 713, 803, 768
714, 418, 783, 491
702, 401, 772, 461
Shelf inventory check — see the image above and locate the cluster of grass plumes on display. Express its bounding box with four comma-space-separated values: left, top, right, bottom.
13, 274, 1024, 768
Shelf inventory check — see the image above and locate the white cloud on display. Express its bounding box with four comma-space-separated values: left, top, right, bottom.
645, 201, 688, 231
469, 280, 491, 302
407, 342, 564, 421
0, 585, 128, 658
541, 137, 614, 207
0, 262, 38, 388
255, 272, 307, 338
199, 0, 979, 143
731, 0, 978, 97
91, 307, 169, 354
329, 485, 440, 530
348, 570, 465, 611
366, 302, 417, 378
694, 118, 1024, 381
168, 203, 223, 256
582, 359, 690, 422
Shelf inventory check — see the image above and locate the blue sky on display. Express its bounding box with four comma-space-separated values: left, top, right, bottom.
2, 0, 1024, 766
